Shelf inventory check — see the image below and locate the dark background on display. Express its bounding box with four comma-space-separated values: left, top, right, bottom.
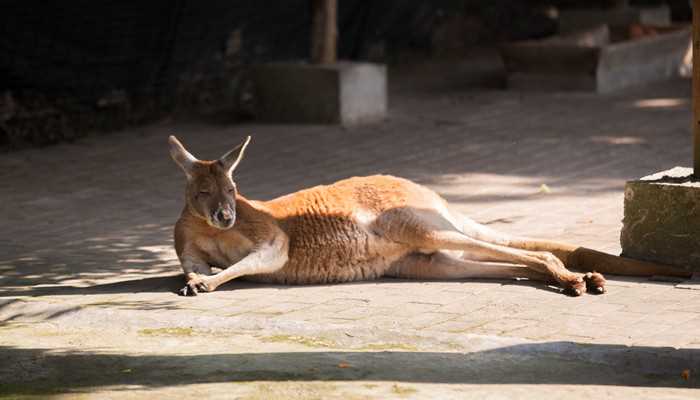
0, 0, 690, 148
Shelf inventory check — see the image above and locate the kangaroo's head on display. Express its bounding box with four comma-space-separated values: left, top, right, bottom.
168, 135, 251, 230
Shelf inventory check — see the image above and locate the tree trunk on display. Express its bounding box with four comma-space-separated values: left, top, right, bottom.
694, 0, 700, 175
310, 0, 337, 64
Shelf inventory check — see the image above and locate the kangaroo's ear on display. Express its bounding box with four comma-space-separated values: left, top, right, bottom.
168, 135, 198, 178
219, 136, 251, 176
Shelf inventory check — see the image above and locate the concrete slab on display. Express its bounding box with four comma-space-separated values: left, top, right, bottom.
559, 5, 671, 33
621, 167, 700, 272
501, 25, 690, 93
251, 61, 387, 125
1, 76, 699, 398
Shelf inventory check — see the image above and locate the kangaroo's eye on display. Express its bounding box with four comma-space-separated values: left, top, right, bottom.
228, 188, 236, 194
198, 191, 210, 196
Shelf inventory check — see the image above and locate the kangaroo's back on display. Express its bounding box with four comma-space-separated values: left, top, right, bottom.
266, 175, 433, 217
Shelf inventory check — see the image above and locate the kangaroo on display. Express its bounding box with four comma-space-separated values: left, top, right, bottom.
169, 135, 690, 297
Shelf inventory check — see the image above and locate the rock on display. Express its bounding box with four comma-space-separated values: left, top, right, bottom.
621, 167, 700, 272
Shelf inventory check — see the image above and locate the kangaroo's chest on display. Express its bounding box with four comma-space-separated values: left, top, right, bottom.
194, 231, 254, 269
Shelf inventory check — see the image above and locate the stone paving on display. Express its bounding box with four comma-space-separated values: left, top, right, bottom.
0, 74, 699, 399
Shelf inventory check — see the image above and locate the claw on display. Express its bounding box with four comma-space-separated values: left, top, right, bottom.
178, 284, 198, 296
562, 277, 585, 297
584, 272, 607, 295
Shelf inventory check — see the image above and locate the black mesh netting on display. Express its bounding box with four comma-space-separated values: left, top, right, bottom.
0, 0, 627, 147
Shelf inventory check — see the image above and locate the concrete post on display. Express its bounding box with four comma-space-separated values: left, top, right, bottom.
250, 0, 386, 125
694, 0, 700, 175
311, 0, 337, 65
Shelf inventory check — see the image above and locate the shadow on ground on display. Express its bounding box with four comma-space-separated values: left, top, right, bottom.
0, 78, 692, 293
0, 275, 184, 298
0, 223, 178, 289
0, 342, 697, 396
0, 275, 567, 297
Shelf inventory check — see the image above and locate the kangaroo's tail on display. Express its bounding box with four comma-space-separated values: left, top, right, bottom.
506, 237, 691, 278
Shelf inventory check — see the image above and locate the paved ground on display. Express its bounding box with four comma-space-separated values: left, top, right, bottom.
1, 70, 699, 399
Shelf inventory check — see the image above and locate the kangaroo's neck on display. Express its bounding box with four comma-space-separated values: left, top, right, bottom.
233, 193, 281, 241
235, 193, 270, 219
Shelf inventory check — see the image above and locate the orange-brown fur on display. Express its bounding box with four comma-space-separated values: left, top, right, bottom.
178, 176, 420, 284
169, 136, 690, 297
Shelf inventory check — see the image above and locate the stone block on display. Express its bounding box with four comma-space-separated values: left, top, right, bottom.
250, 61, 387, 125
559, 5, 671, 33
500, 25, 690, 93
621, 167, 700, 272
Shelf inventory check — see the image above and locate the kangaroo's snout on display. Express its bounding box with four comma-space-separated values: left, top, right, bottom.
213, 208, 235, 229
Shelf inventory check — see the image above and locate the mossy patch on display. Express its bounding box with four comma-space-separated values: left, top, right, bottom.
391, 384, 418, 396
259, 335, 422, 352
261, 335, 336, 348
138, 327, 194, 336
0, 323, 27, 331
358, 343, 418, 351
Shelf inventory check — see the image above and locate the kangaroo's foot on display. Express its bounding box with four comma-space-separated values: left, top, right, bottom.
561, 275, 586, 297
525, 252, 585, 296
584, 272, 606, 294
561, 272, 606, 296
178, 274, 213, 296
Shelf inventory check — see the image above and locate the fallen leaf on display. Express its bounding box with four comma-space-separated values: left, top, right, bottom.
538, 184, 551, 194
681, 369, 690, 381
337, 362, 351, 369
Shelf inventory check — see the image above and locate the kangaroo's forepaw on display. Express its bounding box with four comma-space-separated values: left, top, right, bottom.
584, 272, 606, 295
562, 277, 586, 297
178, 276, 212, 296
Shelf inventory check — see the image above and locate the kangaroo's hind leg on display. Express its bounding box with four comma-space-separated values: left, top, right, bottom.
385, 251, 553, 284
378, 208, 589, 295
458, 213, 606, 294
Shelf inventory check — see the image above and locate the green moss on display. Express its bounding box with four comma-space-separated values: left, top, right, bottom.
259, 334, 424, 351
261, 335, 336, 348
358, 343, 418, 351
362, 383, 379, 389
0, 324, 27, 331
138, 327, 194, 336
391, 384, 418, 396
85, 301, 122, 308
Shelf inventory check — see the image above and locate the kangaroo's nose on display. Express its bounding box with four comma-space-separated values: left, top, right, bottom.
215, 209, 233, 225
